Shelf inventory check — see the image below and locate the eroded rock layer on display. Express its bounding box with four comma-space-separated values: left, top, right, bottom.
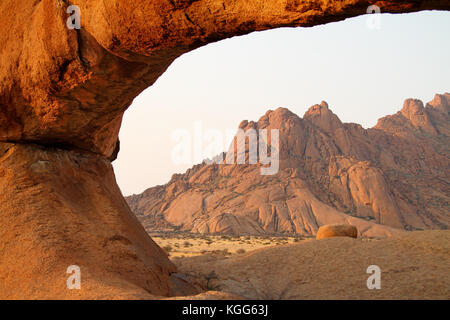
0, 142, 181, 299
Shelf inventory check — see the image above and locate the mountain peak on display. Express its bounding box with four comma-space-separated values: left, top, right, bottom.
401, 98, 425, 118
399, 98, 437, 134
304, 101, 343, 133
426, 93, 450, 113
320, 100, 329, 109
374, 95, 450, 135
304, 101, 330, 116
127, 94, 450, 238
255, 107, 300, 129
266, 107, 297, 118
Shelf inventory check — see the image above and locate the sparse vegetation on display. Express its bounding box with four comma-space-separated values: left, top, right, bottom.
150, 232, 304, 258
183, 241, 192, 247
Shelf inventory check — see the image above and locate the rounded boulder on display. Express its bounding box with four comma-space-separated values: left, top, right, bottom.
316, 224, 358, 239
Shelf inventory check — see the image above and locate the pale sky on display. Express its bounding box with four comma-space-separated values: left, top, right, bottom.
113, 11, 450, 196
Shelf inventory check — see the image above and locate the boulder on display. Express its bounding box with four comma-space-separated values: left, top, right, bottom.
316, 224, 358, 239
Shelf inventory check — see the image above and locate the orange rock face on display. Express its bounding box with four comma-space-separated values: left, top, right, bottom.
316, 224, 358, 239
0, 142, 184, 299
128, 95, 450, 237
0, 0, 449, 299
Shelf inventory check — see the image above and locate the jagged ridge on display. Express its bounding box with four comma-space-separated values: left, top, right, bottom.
127, 93, 450, 237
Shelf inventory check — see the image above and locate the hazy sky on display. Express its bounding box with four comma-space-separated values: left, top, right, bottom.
113, 11, 450, 196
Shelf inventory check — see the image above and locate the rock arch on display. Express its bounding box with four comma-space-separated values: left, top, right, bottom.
0, 0, 448, 299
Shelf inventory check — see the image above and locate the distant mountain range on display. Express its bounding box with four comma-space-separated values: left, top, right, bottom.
127, 93, 450, 237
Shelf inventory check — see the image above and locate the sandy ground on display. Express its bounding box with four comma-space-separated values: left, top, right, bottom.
168, 231, 449, 300
150, 233, 308, 258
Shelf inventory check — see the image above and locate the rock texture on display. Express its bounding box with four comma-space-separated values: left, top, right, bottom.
1, 1, 449, 157
128, 94, 450, 237
0, 0, 449, 299
0, 142, 187, 299
176, 230, 450, 300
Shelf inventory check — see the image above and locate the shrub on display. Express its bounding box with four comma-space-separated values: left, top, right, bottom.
183, 241, 192, 247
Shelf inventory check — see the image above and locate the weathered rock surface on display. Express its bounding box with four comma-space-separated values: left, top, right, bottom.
128, 94, 450, 237
175, 230, 450, 299
316, 224, 358, 239
0, 142, 188, 299
1, 1, 449, 157
0, 0, 449, 299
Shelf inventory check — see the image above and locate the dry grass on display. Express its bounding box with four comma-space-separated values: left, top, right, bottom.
173, 231, 450, 300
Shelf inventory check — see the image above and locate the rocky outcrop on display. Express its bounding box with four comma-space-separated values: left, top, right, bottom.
316, 224, 358, 239
1, 0, 449, 299
128, 95, 450, 237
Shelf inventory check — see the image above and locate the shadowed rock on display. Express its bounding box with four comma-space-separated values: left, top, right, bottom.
1, 0, 449, 156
